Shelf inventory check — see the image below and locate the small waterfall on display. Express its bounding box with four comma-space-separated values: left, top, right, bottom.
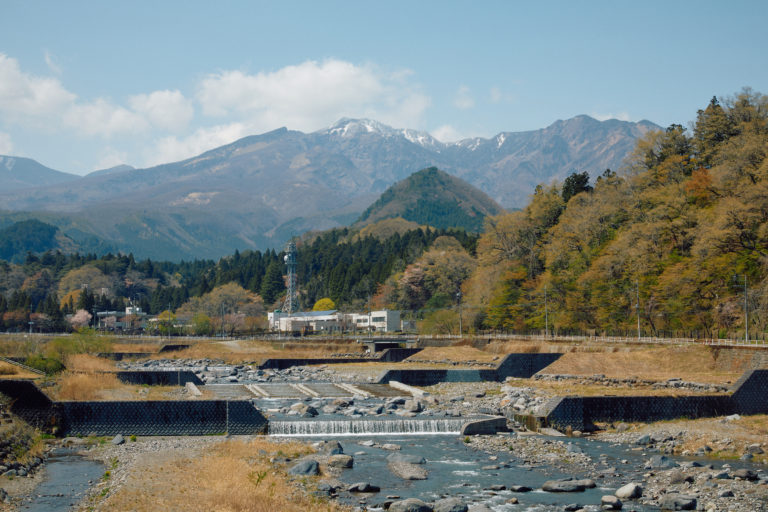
268, 417, 468, 436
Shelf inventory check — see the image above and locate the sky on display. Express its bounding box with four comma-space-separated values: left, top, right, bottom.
1, 0, 766, 175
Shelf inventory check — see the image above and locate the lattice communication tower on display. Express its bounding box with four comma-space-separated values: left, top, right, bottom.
282, 241, 300, 314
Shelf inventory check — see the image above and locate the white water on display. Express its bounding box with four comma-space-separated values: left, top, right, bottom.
269, 418, 467, 436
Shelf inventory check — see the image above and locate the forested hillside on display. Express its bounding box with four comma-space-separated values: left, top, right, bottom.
1, 89, 766, 338
465, 88, 768, 338
355, 167, 504, 232
0, 224, 475, 333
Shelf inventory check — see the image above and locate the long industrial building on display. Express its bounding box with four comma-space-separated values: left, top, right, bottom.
267, 309, 401, 333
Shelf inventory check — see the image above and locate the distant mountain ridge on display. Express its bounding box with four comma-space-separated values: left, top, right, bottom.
0, 156, 80, 191
0, 115, 659, 260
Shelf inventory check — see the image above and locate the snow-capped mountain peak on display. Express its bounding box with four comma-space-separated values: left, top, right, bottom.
324, 118, 444, 150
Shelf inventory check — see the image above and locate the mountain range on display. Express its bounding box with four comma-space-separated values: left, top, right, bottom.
0, 115, 659, 260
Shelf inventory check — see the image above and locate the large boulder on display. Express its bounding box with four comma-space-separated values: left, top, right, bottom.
327, 454, 354, 468
433, 497, 468, 512
660, 494, 697, 510
288, 459, 319, 476
388, 461, 428, 480
403, 399, 424, 413
647, 455, 678, 469
601, 495, 622, 510
347, 482, 380, 493
388, 498, 432, 512
732, 468, 759, 481
615, 482, 642, 500
387, 453, 426, 465
289, 402, 318, 417
542, 478, 587, 492
314, 440, 343, 455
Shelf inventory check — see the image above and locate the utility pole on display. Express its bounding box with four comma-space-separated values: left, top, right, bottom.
456, 291, 463, 337
544, 286, 548, 339
220, 302, 225, 339
733, 274, 748, 343
168, 301, 171, 341
744, 275, 748, 343
636, 281, 641, 340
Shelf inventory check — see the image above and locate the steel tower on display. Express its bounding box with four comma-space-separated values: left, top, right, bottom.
282, 241, 300, 314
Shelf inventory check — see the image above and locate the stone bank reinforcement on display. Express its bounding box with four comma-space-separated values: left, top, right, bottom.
540, 369, 768, 431
0, 380, 267, 436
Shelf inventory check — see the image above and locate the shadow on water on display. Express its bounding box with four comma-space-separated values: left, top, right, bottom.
19, 449, 104, 512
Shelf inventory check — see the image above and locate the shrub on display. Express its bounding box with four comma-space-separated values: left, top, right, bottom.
24, 354, 65, 375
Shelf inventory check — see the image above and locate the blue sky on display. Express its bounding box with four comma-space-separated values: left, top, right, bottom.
1, 0, 766, 174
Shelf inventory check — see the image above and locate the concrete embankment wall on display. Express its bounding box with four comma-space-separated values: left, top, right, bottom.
115, 371, 203, 386
542, 369, 768, 431
0, 380, 267, 436
259, 348, 422, 370
57, 400, 267, 436
377, 353, 562, 385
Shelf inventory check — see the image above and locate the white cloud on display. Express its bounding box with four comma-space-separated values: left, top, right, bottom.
94, 147, 130, 170
0, 53, 190, 138
454, 86, 474, 110
145, 122, 250, 166
0, 132, 13, 154
129, 90, 194, 131
0, 53, 75, 121
44, 50, 62, 75
431, 124, 465, 143
196, 59, 429, 132
590, 111, 631, 122
490, 86, 517, 104
0, 55, 435, 170
64, 99, 149, 136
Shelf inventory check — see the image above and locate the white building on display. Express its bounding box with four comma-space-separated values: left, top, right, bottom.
268, 309, 401, 333
349, 310, 401, 333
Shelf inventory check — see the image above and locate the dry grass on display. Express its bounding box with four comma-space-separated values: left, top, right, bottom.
0, 364, 19, 375
0, 360, 42, 380
52, 371, 123, 401
65, 354, 116, 372
50, 372, 199, 401
535, 345, 743, 384
111, 343, 159, 353
98, 438, 350, 512
407, 345, 500, 363
160, 339, 365, 363
506, 378, 726, 397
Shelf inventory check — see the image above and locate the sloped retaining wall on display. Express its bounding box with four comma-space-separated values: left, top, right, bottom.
57, 400, 267, 436
377, 353, 562, 385
258, 348, 422, 370
0, 380, 267, 436
115, 371, 203, 386
541, 369, 768, 431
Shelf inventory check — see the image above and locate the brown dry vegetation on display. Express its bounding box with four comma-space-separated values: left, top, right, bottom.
540, 344, 747, 383
506, 378, 727, 397
407, 345, 501, 363
111, 343, 159, 353
600, 415, 768, 463
0, 361, 41, 380
52, 372, 123, 400
161, 339, 365, 363
96, 438, 349, 512
50, 371, 195, 401
64, 354, 116, 372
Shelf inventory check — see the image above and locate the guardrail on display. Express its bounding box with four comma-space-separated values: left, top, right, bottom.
481, 333, 768, 348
